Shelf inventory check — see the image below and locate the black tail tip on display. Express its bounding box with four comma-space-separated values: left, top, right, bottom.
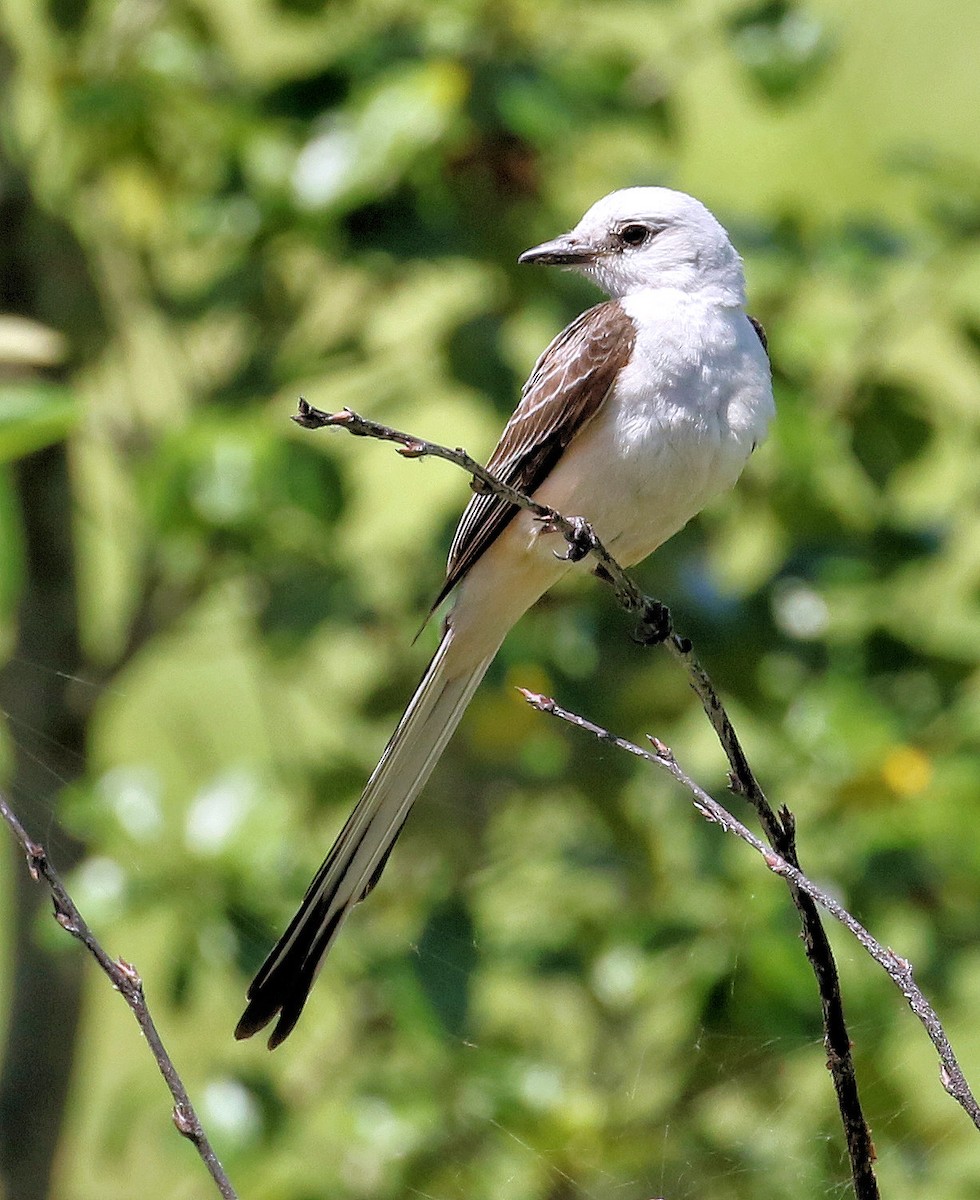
235, 996, 282, 1047
233, 1014, 262, 1043
235, 994, 304, 1050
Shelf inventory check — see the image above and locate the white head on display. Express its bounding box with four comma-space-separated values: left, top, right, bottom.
519, 187, 746, 304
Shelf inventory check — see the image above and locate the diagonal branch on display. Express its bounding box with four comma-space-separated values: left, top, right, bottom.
519, 689, 980, 1137
293, 399, 663, 633
291, 397, 968, 1194
0, 791, 238, 1200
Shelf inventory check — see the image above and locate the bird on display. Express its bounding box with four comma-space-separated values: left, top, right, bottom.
236, 186, 775, 1047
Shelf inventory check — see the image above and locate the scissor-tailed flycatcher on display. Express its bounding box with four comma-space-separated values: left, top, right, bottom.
236, 187, 774, 1047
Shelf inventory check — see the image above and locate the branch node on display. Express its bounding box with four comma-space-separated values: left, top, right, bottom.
54, 908, 79, 934
517, 686, 555, 713
646, 735, 675, 763
173, 1103, 199, 1139
24, 840, 45, 880
291, 397, 332, 429
117, 957, 142, 986
727, 770, 743, 796
888, 949, 912, 975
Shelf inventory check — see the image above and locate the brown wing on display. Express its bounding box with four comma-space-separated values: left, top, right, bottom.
429, 299, 636, 611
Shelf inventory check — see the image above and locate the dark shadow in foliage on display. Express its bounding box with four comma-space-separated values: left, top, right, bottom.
850, 380, 932, 490
412, 895, 478, 1039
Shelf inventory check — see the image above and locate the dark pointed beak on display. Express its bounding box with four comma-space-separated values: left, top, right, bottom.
518, 233, 596, 266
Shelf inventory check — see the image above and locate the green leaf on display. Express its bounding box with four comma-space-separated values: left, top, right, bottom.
0, 384, 78, 463
727, 0, 834, 100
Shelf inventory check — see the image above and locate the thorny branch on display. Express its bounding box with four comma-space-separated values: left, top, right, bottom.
295, 397, 980, 1193
0, 792, 238, 1200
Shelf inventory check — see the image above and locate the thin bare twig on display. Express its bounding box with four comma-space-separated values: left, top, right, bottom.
0, 791, 238, 1200
293, 398, 882, 1193
519, 689, 980, 1136
292, 397, 972, 1192
655, 637, 882, 1183
293, 399, 668, 635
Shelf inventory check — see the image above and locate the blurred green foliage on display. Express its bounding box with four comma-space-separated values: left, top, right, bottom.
0, 1, 979, 1198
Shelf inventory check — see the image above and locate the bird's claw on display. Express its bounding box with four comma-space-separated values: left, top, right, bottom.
546, 515, 597, 563
633, 599, 672, 645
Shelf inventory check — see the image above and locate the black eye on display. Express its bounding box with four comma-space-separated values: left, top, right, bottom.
618, 223, 650, 247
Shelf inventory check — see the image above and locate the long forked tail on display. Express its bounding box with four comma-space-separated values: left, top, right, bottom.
235, 628, 496, 1048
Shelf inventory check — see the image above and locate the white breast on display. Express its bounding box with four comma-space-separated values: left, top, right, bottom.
535, 288, 774, 567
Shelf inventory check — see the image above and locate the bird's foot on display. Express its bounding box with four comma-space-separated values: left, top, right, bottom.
633, 598, 673, 645
546, 514, 597, 563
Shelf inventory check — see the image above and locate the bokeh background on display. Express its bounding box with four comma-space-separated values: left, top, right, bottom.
1, 1, 979, 1197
